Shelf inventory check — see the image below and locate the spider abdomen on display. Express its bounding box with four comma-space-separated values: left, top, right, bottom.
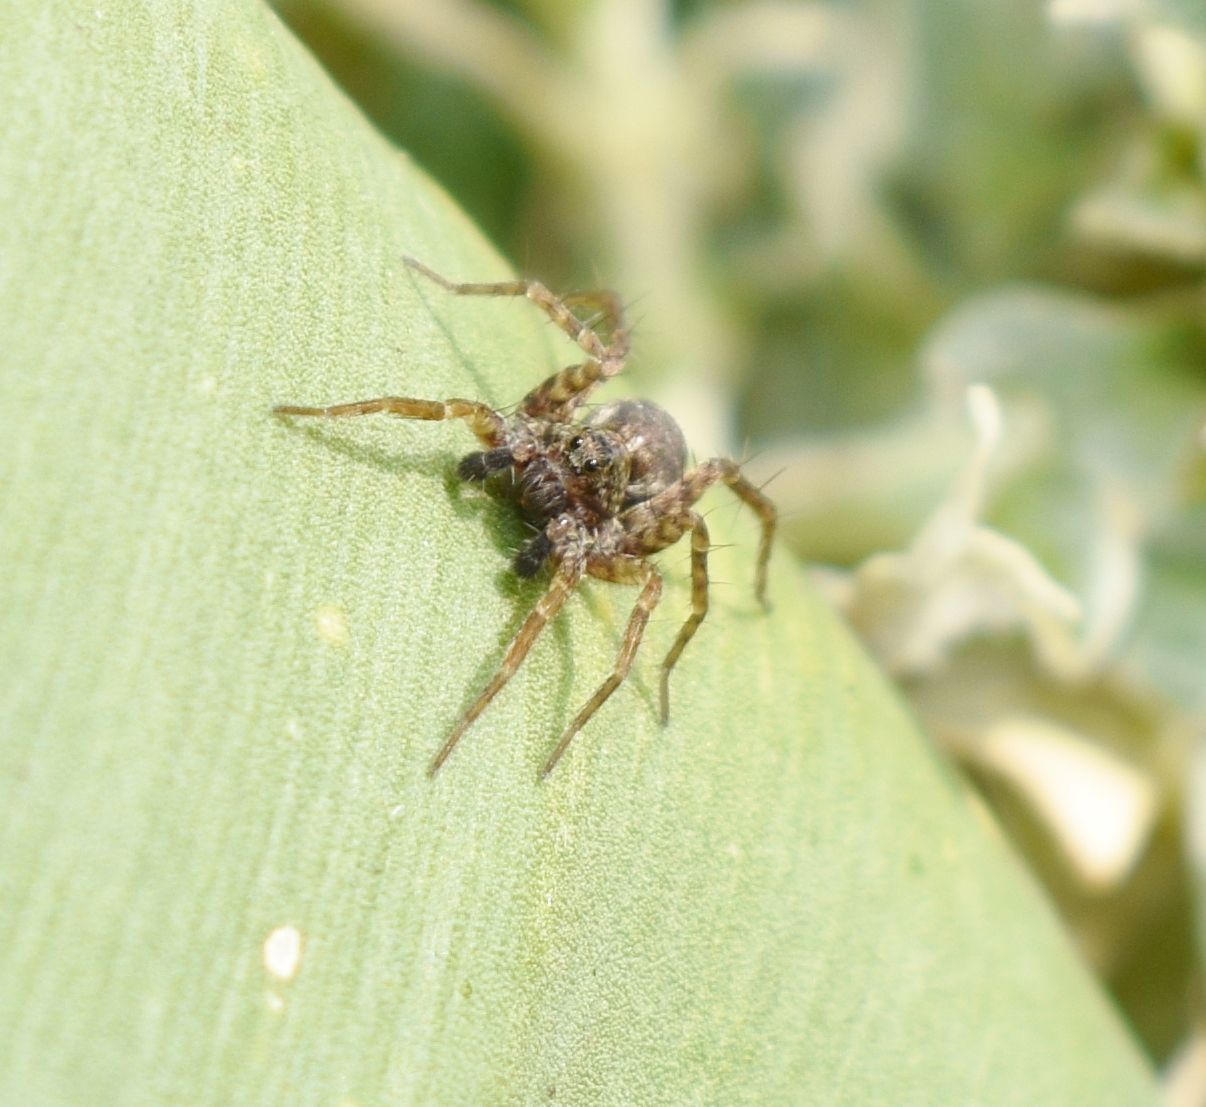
588, 400, 687, 506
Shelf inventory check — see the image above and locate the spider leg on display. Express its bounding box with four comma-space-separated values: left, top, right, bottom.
404, 255, 628, 364
702, 460, 776, 605
658, 512, 709, 725
521, 360, 627, 422
403, 256, 629, 421
428, 560, 583, 775
560, 289, 625, 337
627, 459, 776, 605
541, 560, 663, 778
273, 396, 504, 448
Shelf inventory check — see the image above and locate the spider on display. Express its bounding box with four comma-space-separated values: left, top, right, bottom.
274, 256, 776, 778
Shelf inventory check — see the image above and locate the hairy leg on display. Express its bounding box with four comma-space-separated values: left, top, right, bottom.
428, 560, 582, 775
273, 396, 505, 448
404, 255, 627, 364
541, 560, 663, 777
622, 459, 776, 605
403, 256, 629, 421
658, 512, 709, 724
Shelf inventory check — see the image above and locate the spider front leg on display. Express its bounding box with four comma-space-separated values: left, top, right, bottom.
540, 559, 663, 778
403, 255, 629, 421
428, 560, 583, 775
404, 256, 628, 366
518, 288, 631, 421
272, 396, 505, 448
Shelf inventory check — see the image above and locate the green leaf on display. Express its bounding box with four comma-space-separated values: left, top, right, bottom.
0, 3, 1162, 1104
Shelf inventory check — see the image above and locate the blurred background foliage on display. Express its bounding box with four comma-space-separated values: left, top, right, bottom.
273, 0, 1206, 1092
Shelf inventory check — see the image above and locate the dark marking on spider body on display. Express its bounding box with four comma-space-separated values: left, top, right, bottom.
274, 257, 776, 778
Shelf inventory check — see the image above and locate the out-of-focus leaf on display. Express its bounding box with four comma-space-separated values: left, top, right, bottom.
923, 287, 1203, 495
916, 283, 1201, 709
922, 286, 1205, 687
1135, 507, 1206, 711
891, 0, 1126, 285
1142, 1, 1206, 37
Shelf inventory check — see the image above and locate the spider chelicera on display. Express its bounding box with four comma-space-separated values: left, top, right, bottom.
274, 257, 776, 778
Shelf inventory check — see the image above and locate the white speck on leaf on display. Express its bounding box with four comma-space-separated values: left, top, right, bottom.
263, 925, 303, 982
315, 604, 350, 646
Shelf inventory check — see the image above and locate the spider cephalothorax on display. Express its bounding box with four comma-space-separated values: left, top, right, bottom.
462, 399, 689, 582
275, 257, 776, 777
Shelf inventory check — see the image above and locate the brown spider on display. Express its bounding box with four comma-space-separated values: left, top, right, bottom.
274, 257, 776, 778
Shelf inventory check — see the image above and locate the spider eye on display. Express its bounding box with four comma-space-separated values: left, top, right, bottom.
584, 458, 601, 472
570, 435, 584, 449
